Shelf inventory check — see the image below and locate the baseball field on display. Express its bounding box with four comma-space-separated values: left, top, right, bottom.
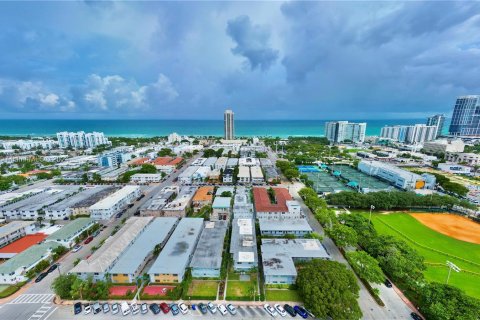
365, 212, 480, 299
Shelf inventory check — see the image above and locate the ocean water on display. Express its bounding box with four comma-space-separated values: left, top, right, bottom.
0, 119, 445, 138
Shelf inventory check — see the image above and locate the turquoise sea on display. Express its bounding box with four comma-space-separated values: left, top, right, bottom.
0, 119, 447, 138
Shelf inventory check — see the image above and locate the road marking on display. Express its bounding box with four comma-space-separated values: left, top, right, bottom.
8, 294, 54, 304
27, 303, 53, 320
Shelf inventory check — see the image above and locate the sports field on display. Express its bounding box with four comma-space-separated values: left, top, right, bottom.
366, 212, 480, 299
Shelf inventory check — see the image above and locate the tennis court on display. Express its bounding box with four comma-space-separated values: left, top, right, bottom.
304, 171, 350, 193
330, 164, 391, 191
143, 285, 175, 296
297, 165, 320, 173
109, 286, 137, 296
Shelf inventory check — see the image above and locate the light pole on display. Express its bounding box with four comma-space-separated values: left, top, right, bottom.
368, 205, 375, 224
446, 261, 461, 284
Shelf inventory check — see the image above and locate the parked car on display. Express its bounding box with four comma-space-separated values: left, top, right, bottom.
140, 303, 148, 314
84, 236, 94, 244
149, 303, 161, 315
303, 308, 315, 318
284, 304, 296, 317
92, 230, 100, 237
102, 303, 110, 313
120, 302, 130, 316
111, 303, 119, 315
294, 306, 308, 319
384, 279, 393, 288
84, 305, 92, 315
198, 303, 208, 314
160, 302, 170, 314
92, 302, 101, 314
178, 302, 188, 314
218, 304, 228, 316
207, 302, 217, 314
130, 303, 140, 315
411, 312, 422, 320
264, 304, 278, 317
73, 302, 82, 315
226, 304, 237, 315
274, 304, 287, 317
47, 264, 58, 273
115, 212, 122, 218
35, 272, 48, 283
170, 304, 180, 315
72, 245, 82, 252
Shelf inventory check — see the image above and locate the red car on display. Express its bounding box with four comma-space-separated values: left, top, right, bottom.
84, 236, 94, 244
159, 303, 170, 314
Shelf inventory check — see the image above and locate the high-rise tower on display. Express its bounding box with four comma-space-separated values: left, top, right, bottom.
224, 109, 234, 140
426, 114, 445, 138
449, 95, 480, 136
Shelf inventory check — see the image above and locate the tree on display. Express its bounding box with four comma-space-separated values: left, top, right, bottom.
92, 173, 102, 183
297, 260, 362, 320
346, 251, 384, 284
52, 274, 77, 299
203, 149, 216, 157
215, 148, 224, 157
328, 224, 358, 249
157, 148, 175, 157
220, 191, 232, 197
139, 164, 157, 173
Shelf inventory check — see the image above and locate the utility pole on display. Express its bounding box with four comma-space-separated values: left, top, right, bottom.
446, 261, 461, 284
368, 205, 375, 224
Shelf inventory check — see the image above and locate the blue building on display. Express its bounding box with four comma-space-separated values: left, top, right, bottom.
449, 95, 480, 137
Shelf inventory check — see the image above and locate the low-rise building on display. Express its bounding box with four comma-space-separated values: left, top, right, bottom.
239, 157, 260, 167
139, 186, 178, 216
148, 218, 203, 283
214, 157, 228, 171
131, 173, 163, 184
0, 241, 62, 284
233, 187, 254, 219
237, 166, 250, 184
152, 157, 183, 173
192, 187, 214, 212
259, 218, 312, 237
71, 186, 118, 216
191, 158, 207, 166
0, 221, 36, 248
226, 158, 239, 168
202, 157, 218, 169
110, 217, 178, 283
89, 186, 141, 220
446, 152, 480, 166
423, 139, 465, 154
438, 163, 472, 175
190, 221, 228, 278
264, 167, 280, 183
97, 166, 129, 181
261, 239, 330, 284
250, 166, 264, 184
212, 197, 232, 221
223, 168, 234, 184
253, 187, 302, 220
230, 218, 258, 271
259, 158, 273, 167
178, 166, 199, 185
162, 187, 197, 217
71, 217, 153, 281
193, 166, 210, 183
46, 218, 95, 248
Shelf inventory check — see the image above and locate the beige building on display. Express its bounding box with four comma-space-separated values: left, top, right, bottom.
446, 152, 480, 166
423, 139, 465, 155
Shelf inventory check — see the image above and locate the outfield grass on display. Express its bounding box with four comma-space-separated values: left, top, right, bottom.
186, 280, 218, 299
365, 212, 480, 299
266, 289, 302, 302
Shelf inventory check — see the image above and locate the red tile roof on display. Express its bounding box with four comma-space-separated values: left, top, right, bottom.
0, 233, 47, 254
129, 157, 150, 165
152, 157, 183, 166
253, 187, 292, 213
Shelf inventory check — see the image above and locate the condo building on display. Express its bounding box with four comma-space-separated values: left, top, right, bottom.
380, 124, 437, 144
449, 95, 480, 137
325, 121, 366, 143
224, 109, 235, 140
426, 114, 446, 138
56, 131, 110, 149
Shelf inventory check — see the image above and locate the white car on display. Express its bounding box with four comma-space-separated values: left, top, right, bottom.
178, 302, 188, 314
140, 303, 148, 314
218, 304, 228, 316
207, 302, 217, 314
72, 245, 82, 253
274, 304, 287, 317
111, 303, 119, 315
84, 305, 92, 315
264, 304, 278, 317
226, 304, 237, 315
102, 303, 110, 313
130, 303, 140, 315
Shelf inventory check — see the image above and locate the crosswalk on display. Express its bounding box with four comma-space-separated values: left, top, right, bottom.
27, 304, 57, 320
8, 294, 54, 304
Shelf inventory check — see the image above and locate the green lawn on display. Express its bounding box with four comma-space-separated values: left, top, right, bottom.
226, 280, 255, 300
186, 280, 218, 299
365, 212, 480, 299
0, 285, 9, 293
266, 289, 302, 302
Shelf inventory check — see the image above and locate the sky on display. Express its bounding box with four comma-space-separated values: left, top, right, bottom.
0, 1, 479, 120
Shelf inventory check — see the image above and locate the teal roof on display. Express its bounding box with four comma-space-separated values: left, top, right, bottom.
0, 241, 61, 274
333, 171, 342, 176
212, 197, 231, 208
347, 181, 358, 187
46, 218, 94, 242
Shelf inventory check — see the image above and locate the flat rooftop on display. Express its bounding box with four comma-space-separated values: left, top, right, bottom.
0, 221, 35, 239
212, 197, 231, 209
0, 241, 61, 275
47, 186, 113, 211
190, 221, 227, 270
110, 217, 178, 275
0, 186, 81, 212
71, 217, 153, 274
89, 186, 139, 210
148, 218, 203, 275
193, 186, 214, 202
259, 218, 312, 232
46, 218, 94, 242
253, 187, 292, 213
230, 218, 257, 263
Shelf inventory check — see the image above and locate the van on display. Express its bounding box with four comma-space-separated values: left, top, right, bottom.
121, 302, 130, 316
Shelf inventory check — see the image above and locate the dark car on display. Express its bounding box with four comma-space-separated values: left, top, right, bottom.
411, 312, 422, 320
84, 236, 94, 244
198, 303, 208, 314
284, 304, 297, 317
160, 302, 170, 314
384, 279, 393, 288
35, 272, 48, 283
74, 302, 82, 315
92, 230, 100, 237
47, 264, 58, 273
149, 303, 161, 315
294, 306, 308, 319
304, 308, 315, 318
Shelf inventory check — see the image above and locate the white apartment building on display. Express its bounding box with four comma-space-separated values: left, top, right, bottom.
325, 121, 366, 143
380, 124, 437, 144
1, 139, 56, 150
237, 166, 250, 183
224, 109, 234, 140
0, 221, 36, 248
446, 152, 480, 166
178, 166, 200, 184
239, 157, 260, 167
214, 157, 228, 170
131, 174, 163, 184
89, 186, 141, 220
250, 166, 264, 184
423, 139, 465, 154
57, 131, 110, 149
